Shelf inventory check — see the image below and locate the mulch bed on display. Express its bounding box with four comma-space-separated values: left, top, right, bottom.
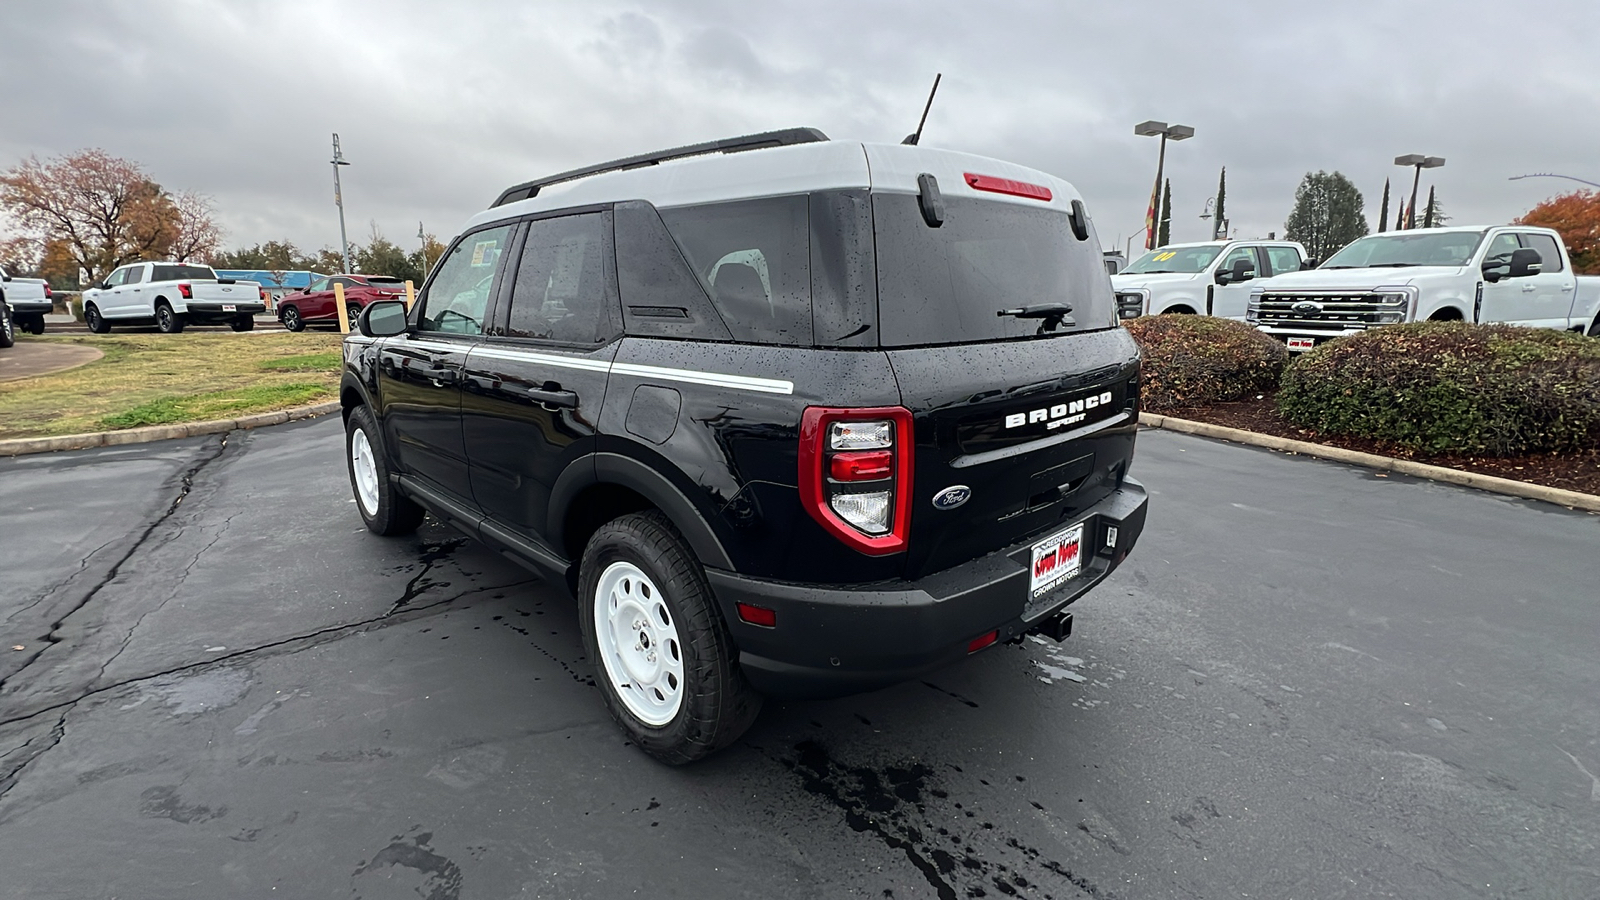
1156, 393, 1600, 497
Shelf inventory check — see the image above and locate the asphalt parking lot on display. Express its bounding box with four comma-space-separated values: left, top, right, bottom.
1, 417, 1596, 899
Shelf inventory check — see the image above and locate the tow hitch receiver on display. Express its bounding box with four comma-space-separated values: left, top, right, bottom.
1031, 611, 1073, 643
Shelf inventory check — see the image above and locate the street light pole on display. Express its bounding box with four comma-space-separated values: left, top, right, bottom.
1394, 154, 1444, 229
1136, 121, 1194, 250
332, 133, 352, 273
1508, 173, 1600, 190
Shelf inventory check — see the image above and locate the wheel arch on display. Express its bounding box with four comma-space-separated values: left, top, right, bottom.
1428, 306, 1464, 321
551, 452, 735, 573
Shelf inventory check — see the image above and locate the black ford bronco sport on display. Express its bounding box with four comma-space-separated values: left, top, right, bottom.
341, 128, 1148, 763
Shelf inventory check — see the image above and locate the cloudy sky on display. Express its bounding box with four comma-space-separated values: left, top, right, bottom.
4, 0, 1599, 260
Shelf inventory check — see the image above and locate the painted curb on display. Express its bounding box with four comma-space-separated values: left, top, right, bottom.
1140, 412, 1600, 514
0, 401, 341, 458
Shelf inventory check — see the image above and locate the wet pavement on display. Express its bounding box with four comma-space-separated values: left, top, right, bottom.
1, 417, 1596, 899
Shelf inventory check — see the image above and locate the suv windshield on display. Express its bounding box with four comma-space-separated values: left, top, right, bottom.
152, 265, 218, 281
1321, 231, 1488, 269
1122, 245, 1223, 274
873, 194, 1114, 346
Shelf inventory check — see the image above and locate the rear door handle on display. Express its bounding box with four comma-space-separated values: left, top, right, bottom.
527, 387, 578, 408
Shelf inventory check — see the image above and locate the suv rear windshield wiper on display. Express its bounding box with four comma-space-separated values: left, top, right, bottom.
997, 303, 1075, 333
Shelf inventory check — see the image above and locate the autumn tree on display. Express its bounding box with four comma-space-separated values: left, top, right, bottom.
169, 191, 224, 262
0, 149, 190, 285
1284, 171, 1368, 260
1519, 190, 1600, 274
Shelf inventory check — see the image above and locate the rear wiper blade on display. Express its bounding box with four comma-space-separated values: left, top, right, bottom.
997, 303, 1075, 333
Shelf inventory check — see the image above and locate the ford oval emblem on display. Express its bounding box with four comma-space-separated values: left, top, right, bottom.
932, 485, 972, 511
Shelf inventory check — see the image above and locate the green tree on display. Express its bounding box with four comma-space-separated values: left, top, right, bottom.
1157, 179, 1172, 247
1377, 179, 1390, 233
1213, 167, 1226, 240
354, 224, 421, 283
1422, 186, 1446, 229
1284, 170, 1368, 260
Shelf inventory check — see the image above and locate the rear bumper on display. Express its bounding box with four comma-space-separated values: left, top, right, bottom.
6, 301, 52, 315
709, 477, 1148, 698
183, 301, 265, 322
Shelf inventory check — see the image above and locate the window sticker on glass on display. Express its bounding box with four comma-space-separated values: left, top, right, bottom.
470, 240, 499, 267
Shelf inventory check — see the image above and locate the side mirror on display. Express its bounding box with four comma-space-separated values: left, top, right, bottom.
359, 300, 408, 337
1216, 258, 1255, 284
1508, 247, 1543, 278
99, 282, 112, 290
1302, 258, 1320, 270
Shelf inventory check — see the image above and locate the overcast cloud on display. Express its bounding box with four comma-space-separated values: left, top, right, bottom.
4, 0, 1599, 260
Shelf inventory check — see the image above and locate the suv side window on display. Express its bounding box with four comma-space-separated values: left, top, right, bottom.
308, 276, 330, 292
416, 223, 514, 335
122, 265, 146, 285
614, 201, 732, 341
103, 268, 128, 287
659, 195, 812, 345
505, 212, 617, 344
1264, 246, 1302, 275
1519, 233, 1565, 272
1218, 245, 1258, 276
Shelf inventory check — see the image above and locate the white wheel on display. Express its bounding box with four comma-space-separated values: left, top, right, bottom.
593, 560, 684, 726
350, 427, 380, 516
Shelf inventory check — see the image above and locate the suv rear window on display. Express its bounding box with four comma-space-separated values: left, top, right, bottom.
872, 194, 1115, 346
152, 265, 217, 282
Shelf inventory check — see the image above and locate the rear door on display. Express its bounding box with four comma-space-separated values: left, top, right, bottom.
462, 210, 620, 541
864, 147, 1138, 581
375, 222, 515, 503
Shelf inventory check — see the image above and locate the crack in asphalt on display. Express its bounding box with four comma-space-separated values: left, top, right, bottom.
0, 709, 68, 804
0, 435, 229, 697
3, 535, 120, 626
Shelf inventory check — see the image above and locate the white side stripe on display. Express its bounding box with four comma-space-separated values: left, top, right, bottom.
456, 343, 795, 395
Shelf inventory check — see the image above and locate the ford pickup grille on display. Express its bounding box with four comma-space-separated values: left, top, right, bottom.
1249, 292, 1407, 329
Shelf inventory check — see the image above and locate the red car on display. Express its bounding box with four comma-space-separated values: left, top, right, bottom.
276, 274, 408, 331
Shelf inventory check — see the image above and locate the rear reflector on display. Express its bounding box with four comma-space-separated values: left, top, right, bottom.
736, 603, 777, 627
967, 630, 999, 653
964, 173, 1052, 201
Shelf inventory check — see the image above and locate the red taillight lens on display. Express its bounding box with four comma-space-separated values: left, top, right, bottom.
967, 630, 999, 653
260, 289, 268, 301
829, 450, 893, 482
736, 603, 777, 627
798, 406, 914, 556
178, 283, 192, 299
44, 285, 53, 299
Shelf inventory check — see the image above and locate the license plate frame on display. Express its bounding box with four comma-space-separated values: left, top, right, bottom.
222, 304, 237, 312
1286, 336, 1315, 352
1029, 522, 1085, 599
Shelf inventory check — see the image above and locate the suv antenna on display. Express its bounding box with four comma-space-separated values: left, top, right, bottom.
902, 73, 942, 146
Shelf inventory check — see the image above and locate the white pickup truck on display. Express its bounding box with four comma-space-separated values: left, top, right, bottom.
81, 262, 266, 334
1247, 225, 1600, 351
0, 267, 53, 335
1111, 239, 1310, 320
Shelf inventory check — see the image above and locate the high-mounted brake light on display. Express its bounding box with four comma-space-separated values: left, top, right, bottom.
799, 407, 914, 555
964, 173, 1052, 202
177, 283, 193, 299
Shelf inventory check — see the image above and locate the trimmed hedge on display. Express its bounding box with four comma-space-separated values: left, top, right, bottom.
1124, 315, 1289, 411
1278, 322, 1600, 456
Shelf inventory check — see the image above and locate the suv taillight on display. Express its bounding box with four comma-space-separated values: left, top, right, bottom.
798, 407, 914, 555
44, 284, 53, 299
178, 283, 192, 299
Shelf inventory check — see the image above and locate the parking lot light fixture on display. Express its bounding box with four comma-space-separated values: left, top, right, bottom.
1137, 121, 1194, 250
332, 134, 353, 274
1509, 173, 1600, 190
1395, 154, 1445, 229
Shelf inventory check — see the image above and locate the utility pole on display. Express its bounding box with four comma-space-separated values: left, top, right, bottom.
332, 133, 352, 273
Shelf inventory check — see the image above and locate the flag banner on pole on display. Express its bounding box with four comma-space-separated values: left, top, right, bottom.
1144, 179, 1160, 251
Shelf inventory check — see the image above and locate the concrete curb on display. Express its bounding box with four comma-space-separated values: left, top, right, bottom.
0, 401, 341, 458
1140, 412, 1600, 513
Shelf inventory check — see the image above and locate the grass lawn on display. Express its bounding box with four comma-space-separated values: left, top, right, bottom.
0, 333, 346, 439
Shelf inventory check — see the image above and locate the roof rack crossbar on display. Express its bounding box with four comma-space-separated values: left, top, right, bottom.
491, 127, 830, 207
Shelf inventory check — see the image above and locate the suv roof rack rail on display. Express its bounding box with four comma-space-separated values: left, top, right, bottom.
491, 127, 830, 207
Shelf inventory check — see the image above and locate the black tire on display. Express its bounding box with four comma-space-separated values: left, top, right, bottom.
85, 302, 111, 334
20, 315, 44, 335
0, 305, 14, 349
345, 404, 425, 536
280, 305, 305, 332
230, 315, 255, 332
577, 511, 761, 765
1587, 315, 1600, 338
155, 301, 185, 334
